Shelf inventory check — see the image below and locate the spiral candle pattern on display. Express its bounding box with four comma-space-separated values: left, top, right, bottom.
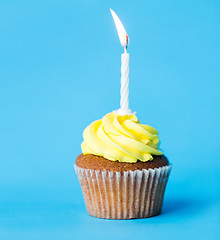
120, 52, 130, 114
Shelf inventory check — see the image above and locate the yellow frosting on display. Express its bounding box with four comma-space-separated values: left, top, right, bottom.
81, 112, 163, 163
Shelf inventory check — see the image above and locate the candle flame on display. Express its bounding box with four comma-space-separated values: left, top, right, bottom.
110, 9, 128, 48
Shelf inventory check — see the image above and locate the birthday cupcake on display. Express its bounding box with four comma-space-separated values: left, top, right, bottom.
74, 9, 171, 219
74, 112, 171, 219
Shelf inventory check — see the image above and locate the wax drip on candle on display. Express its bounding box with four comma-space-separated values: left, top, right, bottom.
110, 9, 133, 115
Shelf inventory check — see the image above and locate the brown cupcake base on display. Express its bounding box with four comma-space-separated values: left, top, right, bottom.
76, 153, 169, 172
74, 161, 171, 219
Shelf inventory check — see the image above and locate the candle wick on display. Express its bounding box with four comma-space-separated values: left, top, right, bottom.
124, 35, 128, 53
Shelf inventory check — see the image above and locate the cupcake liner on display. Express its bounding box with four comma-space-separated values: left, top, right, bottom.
74, 164, 171, 219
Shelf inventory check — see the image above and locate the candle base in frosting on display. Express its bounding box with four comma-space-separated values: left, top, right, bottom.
114, 108, 133, 116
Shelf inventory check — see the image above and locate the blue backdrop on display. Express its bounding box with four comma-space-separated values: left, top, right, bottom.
0, 0, 219, 239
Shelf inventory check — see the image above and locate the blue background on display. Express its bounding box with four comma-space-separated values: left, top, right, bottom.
0, 0, 219, 239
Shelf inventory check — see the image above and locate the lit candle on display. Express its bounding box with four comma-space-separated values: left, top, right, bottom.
110, 9, 132, 115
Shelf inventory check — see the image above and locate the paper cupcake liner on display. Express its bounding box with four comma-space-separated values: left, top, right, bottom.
74, 164, 171, 219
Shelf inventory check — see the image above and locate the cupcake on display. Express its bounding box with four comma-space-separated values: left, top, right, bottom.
74, 112, 171, 219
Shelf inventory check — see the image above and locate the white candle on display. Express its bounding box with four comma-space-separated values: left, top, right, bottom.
110, 9, 132, 115
120, 49, 130, 114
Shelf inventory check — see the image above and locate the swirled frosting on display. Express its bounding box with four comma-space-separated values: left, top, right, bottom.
81, 112, 163, 163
